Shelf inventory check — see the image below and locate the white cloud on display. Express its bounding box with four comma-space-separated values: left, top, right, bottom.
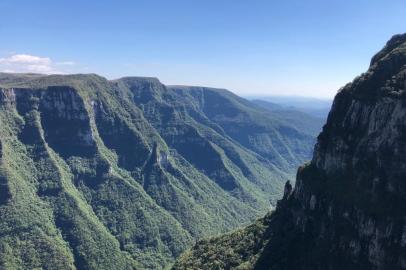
0, 54, 74, 74
0, 54, 51, 65
1, 69, 16, 73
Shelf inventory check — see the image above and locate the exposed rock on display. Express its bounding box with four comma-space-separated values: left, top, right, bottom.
0, 88, 16, 107
254, 33, 406, 270
283, 180, 292, 199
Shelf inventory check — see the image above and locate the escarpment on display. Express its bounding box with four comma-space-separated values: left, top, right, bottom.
173, 34, 406, 270
269, 33, 406, 270
0, 73, 317, 269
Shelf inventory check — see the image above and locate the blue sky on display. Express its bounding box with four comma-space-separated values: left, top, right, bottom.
0, 0, 405, 98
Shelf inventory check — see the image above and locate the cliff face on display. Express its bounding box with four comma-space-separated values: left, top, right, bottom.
173, 34, 406, 270
270, 33, 406, 270
0, 73, 317, 269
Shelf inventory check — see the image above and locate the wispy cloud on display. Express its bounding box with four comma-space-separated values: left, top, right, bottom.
0, 54, 75, 74
56, 61, 76, 66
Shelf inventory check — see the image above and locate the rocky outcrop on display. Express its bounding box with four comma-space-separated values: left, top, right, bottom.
0, 140, 10, 205
0, 88, 16, 107
173, 33, 406, 270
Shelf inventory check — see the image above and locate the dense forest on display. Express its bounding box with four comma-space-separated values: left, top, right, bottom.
0, 73, 322, 269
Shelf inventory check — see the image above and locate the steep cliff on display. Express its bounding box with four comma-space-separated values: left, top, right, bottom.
0, 73, 316, 269
173, 33, 406, 270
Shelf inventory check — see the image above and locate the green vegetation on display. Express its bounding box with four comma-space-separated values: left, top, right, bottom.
173, 214, 272, 270
0, 73, 318, 269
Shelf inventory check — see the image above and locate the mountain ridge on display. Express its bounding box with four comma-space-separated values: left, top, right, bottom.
0, 72, 319, 269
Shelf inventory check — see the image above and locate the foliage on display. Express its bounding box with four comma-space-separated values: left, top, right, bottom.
0, 73, 317, 269
173, 214, 272, 270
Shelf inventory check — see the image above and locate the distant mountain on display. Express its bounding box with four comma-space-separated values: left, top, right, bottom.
247, 95, 332, 119
173, 34, 406, 270
251, 99, 325, 137
0, 73, 318, 269
251, 99, 284, 111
